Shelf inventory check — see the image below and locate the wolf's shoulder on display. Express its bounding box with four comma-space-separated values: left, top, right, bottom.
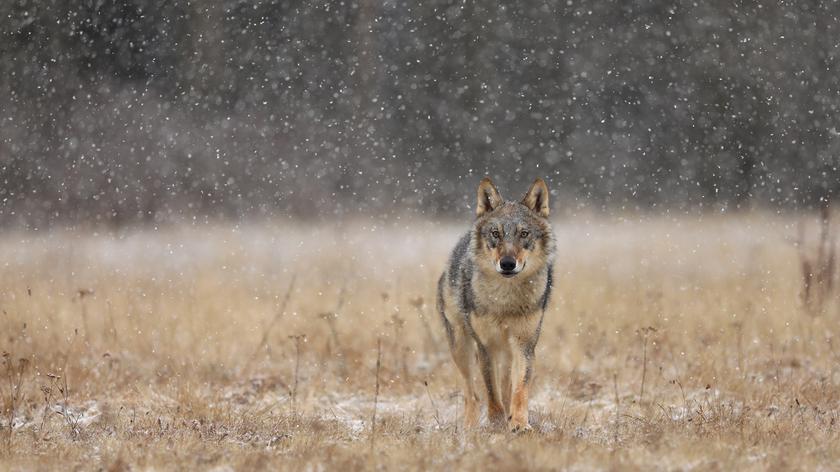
450, 231, 472, 261
446, 231, 473, 285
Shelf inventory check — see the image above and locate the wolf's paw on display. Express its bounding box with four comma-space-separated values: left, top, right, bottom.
488, 413, 507, 431
509, 421, 532, 434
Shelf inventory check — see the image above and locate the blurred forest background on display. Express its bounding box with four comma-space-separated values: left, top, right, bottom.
1, 0, 840, 228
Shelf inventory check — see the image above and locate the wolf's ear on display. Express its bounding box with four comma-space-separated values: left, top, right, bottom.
476, 177, 503, 217
522, 178, 549, 217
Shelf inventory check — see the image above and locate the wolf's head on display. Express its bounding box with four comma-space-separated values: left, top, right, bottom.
471, 177, 555, 278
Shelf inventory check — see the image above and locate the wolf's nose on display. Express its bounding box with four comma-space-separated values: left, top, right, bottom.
500, 257, 517, 271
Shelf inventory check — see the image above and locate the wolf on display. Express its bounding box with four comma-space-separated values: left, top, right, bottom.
437, 177, 555, 432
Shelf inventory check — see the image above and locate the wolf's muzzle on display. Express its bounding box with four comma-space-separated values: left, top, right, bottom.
498, 256, 520, 277
500, 256, 517, 271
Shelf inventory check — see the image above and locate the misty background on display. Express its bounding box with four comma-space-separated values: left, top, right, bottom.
2, 0, 839, 228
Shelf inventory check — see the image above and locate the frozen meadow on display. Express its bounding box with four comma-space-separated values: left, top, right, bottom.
1, 214, 839, 470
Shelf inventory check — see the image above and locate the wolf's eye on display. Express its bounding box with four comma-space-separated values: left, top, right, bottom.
491, 230, 501, 239
519, 230, 529, 238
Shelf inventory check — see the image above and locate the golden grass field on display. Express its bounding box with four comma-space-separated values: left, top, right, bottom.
1, 213, 839, 470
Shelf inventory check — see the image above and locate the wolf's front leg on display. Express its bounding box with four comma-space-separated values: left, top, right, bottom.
509, 346, 534, 432
508, 313, 544, 432
498, 348, 513, 418
475, 341, 506, 427
451, 327, 480, 430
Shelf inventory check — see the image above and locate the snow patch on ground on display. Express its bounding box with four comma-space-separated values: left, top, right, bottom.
52, 401, 102, 428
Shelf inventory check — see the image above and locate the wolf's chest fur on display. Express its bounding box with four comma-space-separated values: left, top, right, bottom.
471, 269, 548, 318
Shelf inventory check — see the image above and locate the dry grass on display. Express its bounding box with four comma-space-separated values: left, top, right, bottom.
1, 213, 839, 470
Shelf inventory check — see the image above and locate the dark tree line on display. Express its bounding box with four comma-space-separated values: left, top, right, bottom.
1, 0, 839, 227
